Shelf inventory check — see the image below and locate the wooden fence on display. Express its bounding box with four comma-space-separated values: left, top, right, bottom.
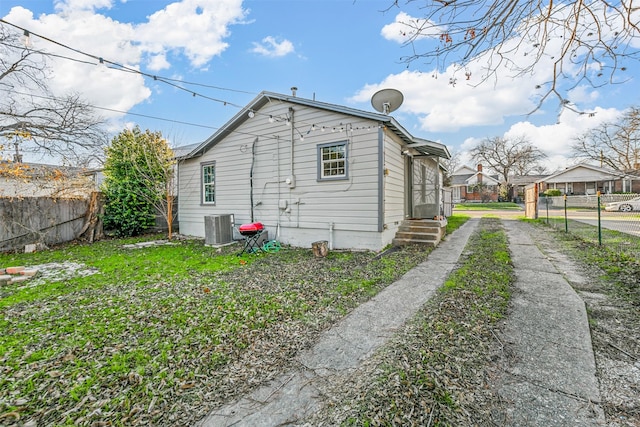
0, 193, 103, 252
524, 183, 539, 219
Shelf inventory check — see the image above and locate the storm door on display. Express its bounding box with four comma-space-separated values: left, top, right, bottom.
408, 157, 438, 218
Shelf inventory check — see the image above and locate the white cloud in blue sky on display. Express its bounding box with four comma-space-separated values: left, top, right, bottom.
2, 0, 639, 170
250, 36, 294, 58
380, 12, 444, 43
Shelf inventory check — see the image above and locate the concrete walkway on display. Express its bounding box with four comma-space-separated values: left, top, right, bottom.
198, 218, 604, 426
498, 221, 604, 426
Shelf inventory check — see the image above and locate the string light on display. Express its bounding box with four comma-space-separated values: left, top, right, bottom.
0, 18, 253, 111
21, 29, 31, 47
1, 19, 393, 149
1, 19, 399, 135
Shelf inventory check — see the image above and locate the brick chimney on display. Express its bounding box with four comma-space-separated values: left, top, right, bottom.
477, 164, 483, 183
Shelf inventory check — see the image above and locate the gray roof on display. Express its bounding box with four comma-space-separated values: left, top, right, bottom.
179, 91, 450, 160
450, 171, 500, 186
450, 173, 474, 186
172, 143, 200, 158
538, 163, 626, 184
511, 175, 549, 185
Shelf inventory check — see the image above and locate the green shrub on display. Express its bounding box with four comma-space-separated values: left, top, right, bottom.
102, 181, 156, 237
101, 126, 172, 237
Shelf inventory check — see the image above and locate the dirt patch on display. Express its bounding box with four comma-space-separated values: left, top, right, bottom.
28, 262, 100, 286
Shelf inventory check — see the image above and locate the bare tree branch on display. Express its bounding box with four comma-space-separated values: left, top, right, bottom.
0, 24, 107, 165
390, 0, 640, 109
470, 135, 547, 184
571, 106, 640, 170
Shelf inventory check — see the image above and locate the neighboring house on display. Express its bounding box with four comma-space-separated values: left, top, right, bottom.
0, 161, 98, 198
176, 90, 450, 251
536, 163, 640, 195
449, 164, 501, 202
510, 174, 549, 201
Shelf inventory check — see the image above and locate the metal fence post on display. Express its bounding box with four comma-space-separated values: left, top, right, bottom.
545, 196, 549, 224
564, 194, 568, 233
597, 191, 602, 245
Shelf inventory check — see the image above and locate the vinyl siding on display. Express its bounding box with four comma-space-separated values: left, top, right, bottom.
383, 130, 407, 230
178, 101, 391, 249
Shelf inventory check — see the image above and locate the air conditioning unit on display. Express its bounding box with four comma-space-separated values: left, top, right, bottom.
204, 214, 233, 245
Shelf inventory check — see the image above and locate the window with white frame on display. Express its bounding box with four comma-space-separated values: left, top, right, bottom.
318, 141, 348, 180
202, 162, 215, 204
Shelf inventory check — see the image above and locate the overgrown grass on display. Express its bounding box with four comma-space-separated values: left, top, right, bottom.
321, 218, 515, 426
445, 214, 469, 234
0, 236, 435, 426
527, 219, 640, 305
542, 217, 640, 256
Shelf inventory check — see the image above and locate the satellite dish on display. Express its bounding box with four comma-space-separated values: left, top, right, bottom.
371, 88, 404, 115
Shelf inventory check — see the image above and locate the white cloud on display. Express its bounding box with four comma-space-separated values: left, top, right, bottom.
380, 12, 442, 43
353, 11, 629, 171
504, 107, 621, 161
251, 36, 294, 57
3, 0, 247, 129
147, 53, 171, 71
54, 0, 114, 13
5, 6, 148, 119
350, 64, 540, 133
136, 0, 247, 68
457, 107, 623, 172
566, 85, 600, 105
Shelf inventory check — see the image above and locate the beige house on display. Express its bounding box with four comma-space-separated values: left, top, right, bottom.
537, 163, 639, 195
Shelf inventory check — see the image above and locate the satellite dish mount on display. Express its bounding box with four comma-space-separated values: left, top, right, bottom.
371, 88, 404, 115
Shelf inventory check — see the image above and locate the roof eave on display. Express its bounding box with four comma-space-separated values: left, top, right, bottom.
180, 91, 450, 160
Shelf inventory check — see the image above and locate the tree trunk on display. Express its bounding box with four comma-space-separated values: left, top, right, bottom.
79, 191, 104, 243
312, 240, 329, 258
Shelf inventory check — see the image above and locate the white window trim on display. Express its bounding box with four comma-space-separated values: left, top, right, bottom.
317, 141, 348, 181
201, 161, 216, 205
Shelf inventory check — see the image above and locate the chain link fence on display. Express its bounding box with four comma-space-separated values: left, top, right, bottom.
541, 193, 640, 258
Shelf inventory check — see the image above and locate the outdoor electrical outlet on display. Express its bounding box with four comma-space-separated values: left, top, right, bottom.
285, 175, 296, 188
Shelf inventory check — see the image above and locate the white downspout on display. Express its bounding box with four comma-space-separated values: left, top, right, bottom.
329, 222, 334, 250
286, 107, 296, 189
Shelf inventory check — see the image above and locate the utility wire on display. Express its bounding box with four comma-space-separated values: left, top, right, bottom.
0, 88, 288, 144
0, 18, 257, 106
1, 88, 218, 130
0, 20, 375, 144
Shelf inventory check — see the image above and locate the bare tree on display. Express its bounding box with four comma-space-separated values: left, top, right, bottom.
0, 24, 107, 165
442, 149, 461, 186
388, 1, 640, 109
572, 107, 640, 171
134, 137, 177, 240
470, 136, 546, 186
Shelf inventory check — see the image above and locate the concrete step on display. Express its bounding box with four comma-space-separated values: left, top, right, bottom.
398, 225, 442, 233
392, 237, 438, 247
392, 219, 447, 248
394, 231, 439, 241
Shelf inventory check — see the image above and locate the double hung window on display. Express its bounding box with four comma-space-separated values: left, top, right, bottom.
318, 141, 348, 181
202, 162, 215, 204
